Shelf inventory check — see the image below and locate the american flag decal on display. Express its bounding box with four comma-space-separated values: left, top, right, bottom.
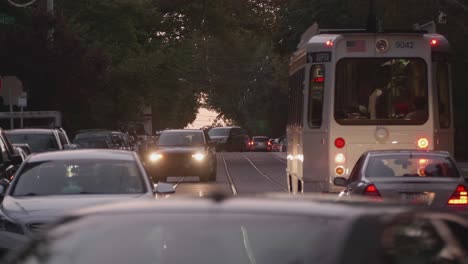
346, 40, 366, 52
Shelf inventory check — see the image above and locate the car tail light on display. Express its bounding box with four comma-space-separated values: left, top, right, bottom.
430, 39, 438, 46
417, 137, 429, 149
335, 138, 345, 148
447, 185, 468, 205
363, 184, 383, 201
268, 141, 272, 146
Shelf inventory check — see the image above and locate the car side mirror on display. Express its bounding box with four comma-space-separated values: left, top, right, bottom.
153, 182, 175, 194
10, 155, 23, 166
64, 144, 78, 150
333, 177, 348, 187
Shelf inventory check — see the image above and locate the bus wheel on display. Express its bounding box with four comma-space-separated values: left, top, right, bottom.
298, 180, 303, 193
288, 175, 292, 193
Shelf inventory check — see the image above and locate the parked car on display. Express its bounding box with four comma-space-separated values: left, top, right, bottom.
0, 129, 23, 181
0, 149, 156, 256
334, 150, 468, 213
249, 136, 270, 151
208, 126, 248, 152
146, 129, 217, 182
5, 194, 468, 264
5, 129, 76, 153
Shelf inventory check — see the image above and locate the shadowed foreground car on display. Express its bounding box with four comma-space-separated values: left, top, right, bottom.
0, 150, 155, 256
334, 150, 468, 213
146, 129, 216, 182
4, 194, 468, 264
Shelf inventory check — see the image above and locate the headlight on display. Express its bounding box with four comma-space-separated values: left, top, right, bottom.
149, 153, 163, 162
0, 217, 23, 235
192, 153, 206, 161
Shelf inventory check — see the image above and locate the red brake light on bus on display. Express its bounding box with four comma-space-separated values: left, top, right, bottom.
447, 185, 468, 205
417, 138, 429, 149
326, 40, 334, 47
334, 138, 345, 148
430, 39, 438, 46
313, 77, 325, 83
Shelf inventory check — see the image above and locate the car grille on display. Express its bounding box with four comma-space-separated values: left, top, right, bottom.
27, 222, 48, 233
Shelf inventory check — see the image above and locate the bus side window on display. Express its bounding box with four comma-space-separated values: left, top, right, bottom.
437, 63, 451, 128
308, 65, 325, 128
288, 68, 305, 127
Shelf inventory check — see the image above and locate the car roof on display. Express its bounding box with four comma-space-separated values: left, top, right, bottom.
161, 129, 203, 133
27, 149, 136, 162
71, 193, 415, 220
6, 129, 56, 134
364, 149, 451, 156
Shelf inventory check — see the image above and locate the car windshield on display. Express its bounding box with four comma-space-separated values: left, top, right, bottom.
208, 128, 230, 137
75, 132, 111, 141
366, 155, 459, 178
253, 137, 269, 142
157, 132, 204, 146
12, 160, 145, 196
20, 214, 346, 264
6, 133, 58, 153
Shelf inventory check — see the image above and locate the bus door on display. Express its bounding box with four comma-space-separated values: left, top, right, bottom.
433, 59, 454, 154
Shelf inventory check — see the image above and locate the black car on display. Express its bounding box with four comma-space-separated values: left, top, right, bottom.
0, 149, 156, 255
334, 150, 468, 212
146, 129, 216, 182
208, 126, 248, 152
5, 194, 468, 264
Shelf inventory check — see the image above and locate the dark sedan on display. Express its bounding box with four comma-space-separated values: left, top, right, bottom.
4, 195, 468, 264
334, 150, 468, 212
146, 129, 216, 182
0, 149, 155, 255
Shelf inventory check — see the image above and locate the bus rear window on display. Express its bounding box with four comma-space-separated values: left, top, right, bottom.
335, 58, 427, 125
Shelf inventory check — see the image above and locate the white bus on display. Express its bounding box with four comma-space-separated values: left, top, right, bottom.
287, 27, 454, 193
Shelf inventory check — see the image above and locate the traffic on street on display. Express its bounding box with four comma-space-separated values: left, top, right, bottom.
2, 0, 468, 263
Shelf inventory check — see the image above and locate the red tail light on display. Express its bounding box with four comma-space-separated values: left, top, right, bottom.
447, 185, 468, 205
363, 184, 383, 201
268, 142, 272, 146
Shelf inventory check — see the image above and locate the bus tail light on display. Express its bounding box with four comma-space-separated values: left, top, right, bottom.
363, 184, 383, 201
417, 137, 429, 149
326, 40, 334, 47
430, 39, 438, 46
335, 166, 345, 175
335, 138, 345, 148
334, 153, 345, 164
447, 185, 468, 205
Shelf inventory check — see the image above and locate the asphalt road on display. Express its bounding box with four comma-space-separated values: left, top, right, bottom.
166, 152, 288, 197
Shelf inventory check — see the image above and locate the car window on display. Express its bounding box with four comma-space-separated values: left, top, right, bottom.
208, 128, 230, 137
157, 132, 204, 146
366, 155, 459, 178
253, 137, 269, 142
20, 214, 346, 264
348, 155, 365, 182
58, 131, 69, 146
12, 160, 145, 196
6, 133, 59, 153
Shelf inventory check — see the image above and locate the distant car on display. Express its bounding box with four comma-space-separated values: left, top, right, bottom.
334, 150, 468, 212
146, 129, 217, 182
208, 126, 248, 152
5, 195, 468, 264
74, 130, 117, 149
0, 149, 155, 256
249, 136, 269, 151
6, 129, 76, 153
0, 129, 23, 181
74, 138, 110, 149
267, 138, 281, 152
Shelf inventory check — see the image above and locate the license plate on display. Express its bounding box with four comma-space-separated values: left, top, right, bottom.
399, 192, 435, 205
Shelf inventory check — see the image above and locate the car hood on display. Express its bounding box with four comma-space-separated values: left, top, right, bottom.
1, 194, 149, 224
155, 146, 206, 154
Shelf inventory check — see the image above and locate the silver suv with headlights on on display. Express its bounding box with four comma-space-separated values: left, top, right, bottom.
145, 129, 217, 182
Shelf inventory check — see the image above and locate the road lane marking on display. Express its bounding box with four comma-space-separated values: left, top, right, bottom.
242, 153, 287, 191
222, 153, 238, 195
173, 177, 185, 189
273, 155, 287, 164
